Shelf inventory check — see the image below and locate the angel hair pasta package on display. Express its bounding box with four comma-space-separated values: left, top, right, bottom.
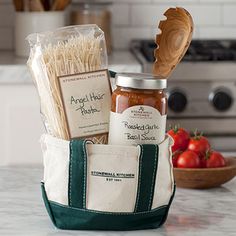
27, 25, 111, 144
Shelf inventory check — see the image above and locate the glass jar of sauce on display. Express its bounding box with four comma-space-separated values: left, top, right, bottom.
108, 73, 167, 146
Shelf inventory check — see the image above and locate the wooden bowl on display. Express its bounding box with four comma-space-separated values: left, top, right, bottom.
173, 157, 236, 189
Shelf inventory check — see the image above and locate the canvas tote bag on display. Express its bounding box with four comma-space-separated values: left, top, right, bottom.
40, 134, 175, 230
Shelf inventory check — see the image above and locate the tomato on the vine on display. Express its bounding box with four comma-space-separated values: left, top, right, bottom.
177, 150, 201, 168
205, 151, 226, 168
172, 151, 182, 167
168, 126, 190, 153
187, 131, 210, 157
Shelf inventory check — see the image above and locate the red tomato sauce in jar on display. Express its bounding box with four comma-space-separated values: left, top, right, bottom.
108, 73, 167, 146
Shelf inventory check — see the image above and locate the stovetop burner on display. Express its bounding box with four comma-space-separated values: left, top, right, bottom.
140, 40, 236, 62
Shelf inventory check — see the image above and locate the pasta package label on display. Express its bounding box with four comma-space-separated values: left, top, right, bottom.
58, 70, 111, 139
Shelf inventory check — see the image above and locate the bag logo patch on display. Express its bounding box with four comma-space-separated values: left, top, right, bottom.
91, 171, 135, 182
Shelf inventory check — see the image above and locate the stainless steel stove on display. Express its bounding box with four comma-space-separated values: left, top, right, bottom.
131, 40, 236, 151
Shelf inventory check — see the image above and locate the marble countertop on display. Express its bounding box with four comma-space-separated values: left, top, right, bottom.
0, 50, 141, 84
0, 167, 235, 236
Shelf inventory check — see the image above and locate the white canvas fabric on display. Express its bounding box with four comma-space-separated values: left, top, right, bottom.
86, 144, 140, 212
41, 134, 174, 212
151, 136, 174, 209
41, 134, 70, 205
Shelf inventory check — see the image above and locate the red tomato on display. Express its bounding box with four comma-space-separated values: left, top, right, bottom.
168, 127, 190, 153
177, 150, 201, 168
188, 135, 210, 157
172, 151, 182, 167
200, 158, 207, 168
206, 151, 226, 168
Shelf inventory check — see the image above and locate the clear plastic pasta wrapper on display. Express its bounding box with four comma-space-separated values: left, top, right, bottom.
27, 25, 110, 144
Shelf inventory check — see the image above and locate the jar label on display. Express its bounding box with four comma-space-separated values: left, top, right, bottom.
108, 105, 166, 145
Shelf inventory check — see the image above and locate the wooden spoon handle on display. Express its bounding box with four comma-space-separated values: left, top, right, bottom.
29, 0, 44, 11
51, 0, 70, 11
13, 0, 24, 11
41, 0, 50, 11
23, 0, 30, 11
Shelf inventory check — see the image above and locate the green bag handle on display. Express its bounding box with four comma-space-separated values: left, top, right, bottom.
109, 70, 117, 78
68, 140, 159, 212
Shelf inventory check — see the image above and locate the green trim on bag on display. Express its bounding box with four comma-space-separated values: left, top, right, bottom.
69, 140, 88, 209
41, 181, 57, 227
134, 144, 159, 212
41, 182, 175, 231
157, 182, 176, 227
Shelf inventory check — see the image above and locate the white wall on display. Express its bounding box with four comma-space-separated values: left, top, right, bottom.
0, 84, 44, 166
1, 0, 236, 50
